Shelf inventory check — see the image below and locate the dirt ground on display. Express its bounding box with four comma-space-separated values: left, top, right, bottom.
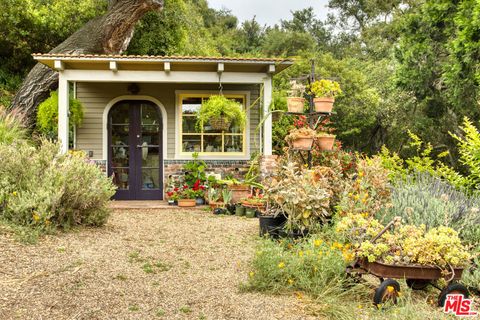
0, 209, 311, 320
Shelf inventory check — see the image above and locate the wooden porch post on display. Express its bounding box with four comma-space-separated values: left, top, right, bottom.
263, 76, 273, 156
58, 74, 69, 154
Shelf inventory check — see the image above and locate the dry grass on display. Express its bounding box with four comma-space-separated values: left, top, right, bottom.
0, 209, 312, 320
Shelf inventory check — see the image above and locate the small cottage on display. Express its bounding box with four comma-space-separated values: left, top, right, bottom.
33, 54, 292, 200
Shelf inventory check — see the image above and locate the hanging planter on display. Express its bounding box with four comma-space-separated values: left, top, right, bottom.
210, 116, 232, 131
287, 97, 305, 113
285, 127, 316, 150
196, 95, 246, 132
317, 134, 336, 151
310, 79, 342, 113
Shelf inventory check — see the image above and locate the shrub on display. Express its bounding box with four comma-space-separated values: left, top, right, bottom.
0, 139, 115, 233
246, 235, 351, 297
36, 90, 84, 140
0, 105, 28, 144
381, 172, 480, 245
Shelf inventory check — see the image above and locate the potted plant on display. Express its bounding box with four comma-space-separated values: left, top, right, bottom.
166, 191, 178, 205
264, 162, 332, 235
196, 95, 246, 131
191, 179, 206, 205
310, 79, 342, 113
222, 189, 233, 212
220, 177, 251, 203
285, 127, 316, 150
207, 187, 223, 210
258, 208, 287, 238
235, 203, 246, 216
177, 187, 197, 207
316, 132, 336, 151
287, 81, 306, 113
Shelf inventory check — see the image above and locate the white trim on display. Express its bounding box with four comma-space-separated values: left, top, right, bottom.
54, 60, 64, 71
164, 62, 171, 72
263, 76, 273, 156
109, 61, 118, 72
73, 82, 77, 149
102, 96, 168, 171
174, 90, 251, 160
61, 70, 267, 84
58, 75, 69, 154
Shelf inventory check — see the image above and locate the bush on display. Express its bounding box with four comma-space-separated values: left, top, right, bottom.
0, 106, 28, 144
381, 172, 480, 245
246, 234, 352, 297
36, 90, 84, 140
0, 140, 116, 231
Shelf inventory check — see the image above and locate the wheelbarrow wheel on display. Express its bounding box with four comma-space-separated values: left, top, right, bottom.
406, 279, 430, 290
438, 283, 469, 307
373, 279, 401, 307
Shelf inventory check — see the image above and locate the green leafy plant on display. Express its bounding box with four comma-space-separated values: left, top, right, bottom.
183, 152, 207, 187
196, 95, 246, 131
288, 80, 306, 97
207, 187, 220, 203
310, 79, 342, 98
0, 106, 28, 145
221, 189, 232, 204
285, 127, 316, 143
36, 90, 84, 140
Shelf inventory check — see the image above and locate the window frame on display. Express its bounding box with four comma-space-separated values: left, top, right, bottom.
175, 90, 250, 159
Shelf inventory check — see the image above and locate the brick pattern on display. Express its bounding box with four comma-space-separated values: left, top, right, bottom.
164, 160, 251, 182
260, 155, 279, 179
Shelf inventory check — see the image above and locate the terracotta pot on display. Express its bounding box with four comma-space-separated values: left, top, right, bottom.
314, 97, 334, 113
209, 201, 224, 209
287, 97, 305, 113
177, 199, 196, 207
317, 135, 335, 151
228, 184, 250, 203
290, 136, 314, 150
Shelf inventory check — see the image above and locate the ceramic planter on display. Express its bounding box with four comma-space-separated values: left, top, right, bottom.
235, 204, 246, 216
177, 199, 196, 207
245, 207, 256, 218
209, 201, 224, 210
317, 135, 336, 151
167, 199, 176, 206
195, 197, 205, 205
314, 97, 334, 113
287, 97, 305, 113
290, 136, 314, 150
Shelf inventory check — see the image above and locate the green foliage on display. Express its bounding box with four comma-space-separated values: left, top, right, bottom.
0, 109, 115, 237
36, 90, 84, 139
0, 106, 28, 144
196, 95, 246, 131
381, 173, 480, 245
182, 152, 207, 187
310, 79, 342, 98
245, 235, 349, 297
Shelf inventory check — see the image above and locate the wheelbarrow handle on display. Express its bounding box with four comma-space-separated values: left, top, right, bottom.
371, 217, 402, 244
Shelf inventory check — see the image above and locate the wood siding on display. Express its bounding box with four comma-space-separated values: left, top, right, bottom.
75, 82, 261, 160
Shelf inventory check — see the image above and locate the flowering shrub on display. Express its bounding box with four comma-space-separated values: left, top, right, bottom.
0, 140, 115, 232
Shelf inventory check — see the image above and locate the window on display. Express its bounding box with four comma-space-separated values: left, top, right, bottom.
178, 93, 247, 156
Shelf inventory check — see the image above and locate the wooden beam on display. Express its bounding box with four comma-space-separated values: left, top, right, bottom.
54, 60, 64, 71
164, 62, 171, 72
217, 63, 224, 73
109, 61, 118, 72
268, 64, 275, 74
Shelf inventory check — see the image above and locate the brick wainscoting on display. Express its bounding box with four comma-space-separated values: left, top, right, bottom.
164, 160, 251, 182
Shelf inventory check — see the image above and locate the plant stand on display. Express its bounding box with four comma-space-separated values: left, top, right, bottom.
286, 60, 335, 168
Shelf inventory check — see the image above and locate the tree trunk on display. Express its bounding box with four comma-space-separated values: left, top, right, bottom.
12, 0, 163, 123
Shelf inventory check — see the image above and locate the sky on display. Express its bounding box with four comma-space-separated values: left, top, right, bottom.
207, 0, 331, 26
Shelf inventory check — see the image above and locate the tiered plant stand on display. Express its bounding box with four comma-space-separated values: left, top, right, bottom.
286, 60, 335, 168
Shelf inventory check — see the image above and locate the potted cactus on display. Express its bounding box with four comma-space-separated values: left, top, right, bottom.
286, 81, 306, 113
310, 79, 342, 113
285, 127, 316, 150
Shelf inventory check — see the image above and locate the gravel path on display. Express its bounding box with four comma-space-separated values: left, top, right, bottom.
0, 209, 310, 320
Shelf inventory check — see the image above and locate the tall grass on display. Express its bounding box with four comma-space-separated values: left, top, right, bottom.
0, 105, 28, 144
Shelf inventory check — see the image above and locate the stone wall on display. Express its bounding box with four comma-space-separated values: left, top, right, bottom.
164, 160, 251, 184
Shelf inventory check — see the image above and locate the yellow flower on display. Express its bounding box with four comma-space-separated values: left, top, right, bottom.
278, 262, 285, 269
249, 271, 255, 278
314, 239, 323, 247
12, 191, 17, 196
354, 195, 360, 201
358, 171, 364, 177
298, 251, 304, 257
357, 304, 363, 309
288, 279, 294, 285
32, 213, 40, 222
386, 286, 395, 293
318, 251, 323, 257
313, 267, 318, 272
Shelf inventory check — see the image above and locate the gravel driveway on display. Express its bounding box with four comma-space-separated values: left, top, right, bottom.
0, 209, 309, 320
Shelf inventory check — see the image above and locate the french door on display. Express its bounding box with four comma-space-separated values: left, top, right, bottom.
108, 100, 163, 200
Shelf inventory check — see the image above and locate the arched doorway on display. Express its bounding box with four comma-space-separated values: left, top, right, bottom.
108, 100, 163, 200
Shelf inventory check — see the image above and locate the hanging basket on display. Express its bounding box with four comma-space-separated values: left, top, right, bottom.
287, 97, 305, 113
210, 116, 232, 131
314, 97, 335, 113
